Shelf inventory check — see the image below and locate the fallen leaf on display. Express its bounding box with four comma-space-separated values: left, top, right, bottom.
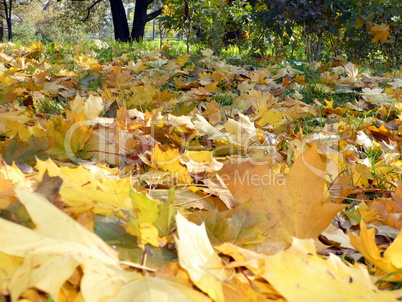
0, 189, 142, 302
151, 144, 193, 184
348, 221, 402, 281
107, 277, 211, 302
0, 252, 23, 295
220, 144, 345, 252
84, 94, 104, 119
321, 223, 354, 249
203, 173, 238, 209
262, 238, 401, 302
35, 158, 133, 216
35, 171, 63, 202
0, 135, 50, 164
175, 212, 230, 302
181, 150, 223, 173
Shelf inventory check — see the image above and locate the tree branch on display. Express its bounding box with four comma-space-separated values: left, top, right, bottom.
13, 12, 23, 22
81, 0, 104, 22
2, 0, 9, 16
146, 8, 162, 22
43, 0, 62, 11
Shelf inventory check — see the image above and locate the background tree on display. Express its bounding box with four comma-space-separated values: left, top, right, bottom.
108, 0, 130, 42
3, 0, 400, 67
131, 0, 162, 41
247, 0, 400, 66
37, 0, 107, 44
83, 0, 162, 42
162, 0, 250, 53
0, 0, 14, 40
253, 0, 344, 61
340, 0, 401, 68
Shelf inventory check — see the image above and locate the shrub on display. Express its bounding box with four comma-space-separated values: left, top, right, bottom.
13, 21, 36, 44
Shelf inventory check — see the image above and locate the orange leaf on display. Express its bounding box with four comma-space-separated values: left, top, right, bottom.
282, 75, 291, 87
220, 144, 345, 253
369, 23, 390, 43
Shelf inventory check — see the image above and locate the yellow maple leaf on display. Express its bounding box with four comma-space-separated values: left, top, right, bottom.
256, 108, 284, 128
223, 113, 260, 148
352, 164, 374, 188
84, 95, 104, 119
45, 116, 92, 160
151, 144, 192, 184
127, 60, 148, 73
74, 55, 100, 70
174, 54, 190, 67
204, 81, 221, 93
215, 243, 264, 275
237, 80, 255, 92
0, 74, 14, 86
181, 150, 223, 173
0, 189, 142, 301
0, 110, 31, 124
107, 277, 211, 302
138, 223, 167, 247
295, 74, 307, 85
348, 221, 402, 281
0, 161, 31, 191
262, 238, 401, 301
249, 69, 270, 84
35, 158, 132, 216
125, 187, 176, 246
369, 23, 391, 43
107, 65, 135, 89
0, 252, 23, 296
25, 40, 44, 53
325, 99, 334, 109
175, 213, 230, 302
0, 179, 14, 209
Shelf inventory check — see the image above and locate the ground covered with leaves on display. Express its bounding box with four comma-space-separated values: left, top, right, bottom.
1, 41, 402, 301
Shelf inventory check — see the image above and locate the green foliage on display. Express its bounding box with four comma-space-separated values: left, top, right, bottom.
13, 21, 36, 44
214, 93, 234, 106
13, 0, 109, 45
161, 0, 251, 54
247, 0, 401, 65
35, 97, 68, 115
36, 18, 89, 45
342, 0, 402, 68
162, 0, 365, 63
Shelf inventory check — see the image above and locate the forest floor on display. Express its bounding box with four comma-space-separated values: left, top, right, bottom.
0, 41, 402, 301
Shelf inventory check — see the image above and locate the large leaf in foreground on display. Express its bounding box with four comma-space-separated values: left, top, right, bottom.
0, 189, 141, 302
107, 277, 211, 302
348, 221, 402, 281
175, 213, 230, 302
220, 144, 345, 252
262, 238, 401, 302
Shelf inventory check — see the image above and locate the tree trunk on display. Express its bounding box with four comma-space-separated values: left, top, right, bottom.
108, 0, 130, 42
131, 0, 162, 42
6, 17, 11, 40
314, 33, 323, 62
131, 0, 148, 41
1, 0, 13, 40
0, 23, 3, 41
